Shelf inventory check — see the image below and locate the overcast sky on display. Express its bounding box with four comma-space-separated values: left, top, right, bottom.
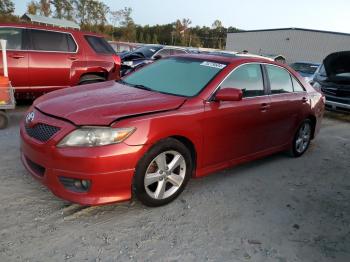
12, 0, 350, 33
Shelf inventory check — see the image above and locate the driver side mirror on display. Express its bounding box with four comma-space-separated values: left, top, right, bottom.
215, 88, 243, 102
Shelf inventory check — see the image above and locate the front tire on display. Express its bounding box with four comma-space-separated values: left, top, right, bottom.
133, 138, 193, 207
289, 119, 312, 157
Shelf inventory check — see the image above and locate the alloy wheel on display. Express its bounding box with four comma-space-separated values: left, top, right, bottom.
144, 150, 186, 200
295, 122, 311, 154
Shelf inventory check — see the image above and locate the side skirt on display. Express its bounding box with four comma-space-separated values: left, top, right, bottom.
194, 143, 290, 178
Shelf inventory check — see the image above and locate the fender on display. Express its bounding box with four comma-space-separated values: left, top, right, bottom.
114, 99, 205, 171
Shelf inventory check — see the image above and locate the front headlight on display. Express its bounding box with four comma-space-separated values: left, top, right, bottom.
58, 127, 135, 147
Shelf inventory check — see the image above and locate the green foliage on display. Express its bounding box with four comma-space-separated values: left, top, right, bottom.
2, 0, 242, 49
27, 1, 39, 15
0, 0, 15, 16
27, 0, 51, 17
0, 0, 18, 23
51, 0, 74, 20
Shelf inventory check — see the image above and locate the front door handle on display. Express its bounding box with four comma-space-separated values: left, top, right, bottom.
11, 54, 24, 59
260, 103, 271, 112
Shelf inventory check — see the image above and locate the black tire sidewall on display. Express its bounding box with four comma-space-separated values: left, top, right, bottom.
0, 111, 8, 129
291, 119, 312, 157
133, 138, 193, 207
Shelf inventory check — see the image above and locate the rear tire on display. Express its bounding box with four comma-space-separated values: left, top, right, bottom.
289, 119, 312, 157
78, 74, 106, 85
133, 138, 193, 207
0, 111, 8, 129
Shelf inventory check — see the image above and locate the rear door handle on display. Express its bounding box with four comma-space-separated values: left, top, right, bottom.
68, 56, 78, 61
260, 103, 271, 111
11, 54, 24, 59
302, 97, 308, 103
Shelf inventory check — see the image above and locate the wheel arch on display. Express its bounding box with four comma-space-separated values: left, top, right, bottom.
78, 72, 107, 84
306, 115, 317, 139
170, 135, 197, 175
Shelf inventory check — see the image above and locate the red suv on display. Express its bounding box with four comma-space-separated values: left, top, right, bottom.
0, 23, 121, 99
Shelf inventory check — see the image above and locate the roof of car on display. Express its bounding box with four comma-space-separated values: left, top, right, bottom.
174, 53, 277, 64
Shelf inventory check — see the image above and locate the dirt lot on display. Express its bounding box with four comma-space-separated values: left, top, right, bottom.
0, 107, 349, 262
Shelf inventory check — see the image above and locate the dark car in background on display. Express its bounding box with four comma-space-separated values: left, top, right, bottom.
312, 51, 350, 113
120, 44, 190, 76
0, 23, 121, 99
290, 62, 320, 83
108, 41, 141, 54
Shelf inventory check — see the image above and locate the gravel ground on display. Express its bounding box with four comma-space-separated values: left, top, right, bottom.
0, 107, 349, 262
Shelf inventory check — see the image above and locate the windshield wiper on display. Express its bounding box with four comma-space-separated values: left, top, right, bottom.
117, 80, 153, 91
131, 84, 153, 91
117, 79, 127, 84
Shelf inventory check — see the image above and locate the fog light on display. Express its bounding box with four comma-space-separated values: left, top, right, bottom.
81, 180, 91, 190
59, 177, 91, 193
73, 179, 91, 191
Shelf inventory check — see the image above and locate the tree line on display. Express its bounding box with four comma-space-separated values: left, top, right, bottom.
0, 0, 241, 49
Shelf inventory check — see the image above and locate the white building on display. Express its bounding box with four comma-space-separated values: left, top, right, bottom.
226, 28, 350, 63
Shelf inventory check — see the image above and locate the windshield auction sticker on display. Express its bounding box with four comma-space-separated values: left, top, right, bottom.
200, 61, 227, 69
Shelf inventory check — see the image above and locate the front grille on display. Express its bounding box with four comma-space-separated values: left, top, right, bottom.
326, 96, 350, 105
26, 157, 45, 177
25, 124, 60, 142
322, 87, 350, 98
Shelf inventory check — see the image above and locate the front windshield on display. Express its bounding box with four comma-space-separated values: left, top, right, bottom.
290, 63, 319, 75
132, 45, 162, 58
123, 57, 227, 97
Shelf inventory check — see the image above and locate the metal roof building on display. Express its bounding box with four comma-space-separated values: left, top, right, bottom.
21, 14, 80, 29
226, 28, 350, 63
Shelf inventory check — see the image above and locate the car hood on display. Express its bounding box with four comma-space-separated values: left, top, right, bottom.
324, 51, 350, 77
34, 81, 186, 126
119, 51, 132, 59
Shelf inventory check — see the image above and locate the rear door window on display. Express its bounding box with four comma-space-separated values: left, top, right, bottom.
291, 77, 305, 92
266, 65, 294, 94
30, 29, 76, 52
84, 35, 115, 54
0, 27, 23, 50
220, 64, 265, 98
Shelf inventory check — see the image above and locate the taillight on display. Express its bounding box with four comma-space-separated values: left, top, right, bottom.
112, 55, 121, 66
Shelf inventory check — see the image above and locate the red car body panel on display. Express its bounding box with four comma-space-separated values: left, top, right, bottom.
0, 23, 120, 98
20, 55, 325, 205
34, 81, 186, 126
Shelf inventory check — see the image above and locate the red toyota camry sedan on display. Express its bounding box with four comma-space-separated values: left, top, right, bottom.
20, 54, 325, 207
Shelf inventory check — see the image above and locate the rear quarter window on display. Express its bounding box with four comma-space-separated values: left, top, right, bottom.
84, 35, 115, 54
291, 77, 306, 92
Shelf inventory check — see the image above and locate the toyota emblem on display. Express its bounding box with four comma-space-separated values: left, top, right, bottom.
26, 111, 35, 124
